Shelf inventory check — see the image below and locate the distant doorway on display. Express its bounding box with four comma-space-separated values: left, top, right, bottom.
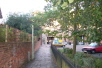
47, 37, 54, 44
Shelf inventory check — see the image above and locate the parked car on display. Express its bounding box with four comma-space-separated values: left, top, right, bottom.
82, 42, 102, 54
51, 40, 65, 47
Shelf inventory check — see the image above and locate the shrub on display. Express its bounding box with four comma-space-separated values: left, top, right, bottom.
95, 58, 102, 68
58, 48, 102, 68
0, 28, 5, 42
20, 33, 29, 42
58, 49, 64, 53
63, 48, 73, 54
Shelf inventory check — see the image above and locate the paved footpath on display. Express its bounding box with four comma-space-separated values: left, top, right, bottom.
24, 44, 58, 68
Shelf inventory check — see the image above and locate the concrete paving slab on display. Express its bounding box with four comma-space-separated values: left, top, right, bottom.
24, 44, 58, 68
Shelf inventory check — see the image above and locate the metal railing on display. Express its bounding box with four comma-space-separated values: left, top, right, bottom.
51, 45, 75, 68
51, 45, 102, 68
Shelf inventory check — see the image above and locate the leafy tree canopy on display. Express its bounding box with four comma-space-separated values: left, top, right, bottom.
5, 13, 42, 36
43, 0, 102, 55
44, 0, 102, 43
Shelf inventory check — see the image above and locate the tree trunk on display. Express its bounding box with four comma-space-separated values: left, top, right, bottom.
72, 1, 78, 56
72, 25, 77, 55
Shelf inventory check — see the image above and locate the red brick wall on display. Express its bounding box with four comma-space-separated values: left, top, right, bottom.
0, 42, 32, 68
34, 38, 42, 52
0, 25, 32, 42
0, 24, 42, 68
0, 40, 42, 68
8, 26, 32, 42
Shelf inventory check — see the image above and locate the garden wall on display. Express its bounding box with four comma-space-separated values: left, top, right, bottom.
0, 24, 32, 42
0, 39, 42, 68
0, 24, 42, 68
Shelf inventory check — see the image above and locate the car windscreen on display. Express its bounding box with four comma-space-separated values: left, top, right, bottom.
89, 43, 97, 47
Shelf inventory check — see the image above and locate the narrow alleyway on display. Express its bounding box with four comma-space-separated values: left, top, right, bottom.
24, 44, 58, 68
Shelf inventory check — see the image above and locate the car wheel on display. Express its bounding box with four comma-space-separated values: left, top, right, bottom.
91, 50, 96, 54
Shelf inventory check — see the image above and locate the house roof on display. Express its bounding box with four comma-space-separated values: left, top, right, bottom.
0, 8, 3, 19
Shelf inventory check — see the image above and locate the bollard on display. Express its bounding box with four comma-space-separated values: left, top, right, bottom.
28, 51, 30, 61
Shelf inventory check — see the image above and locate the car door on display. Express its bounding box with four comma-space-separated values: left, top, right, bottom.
95, 46, 102, 52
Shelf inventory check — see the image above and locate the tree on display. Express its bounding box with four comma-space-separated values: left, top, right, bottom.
44, 0, 102, 55
79, 0, 102, 43
44, 0, 81, 55
5, 13, 42, 36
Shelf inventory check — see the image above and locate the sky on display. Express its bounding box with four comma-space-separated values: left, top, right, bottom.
0, 0, 48, 23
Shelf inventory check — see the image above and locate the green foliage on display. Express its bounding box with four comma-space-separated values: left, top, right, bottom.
43, 0, 102, 56
58, 49, 64, 52
61, 50, 102, 68
58, 47, 102, 68
33, 23, 42, 36
5, 13, 32, 33
7, 27, 16, 42
19, 33, 30, 42
0, 28, 5, 42
6, 14, 32, 31
44, 0, 102, 43
79, 0, 102, 42
58, 48, 73, 54
74, 52, 94, 67
95, 58, 102, 68
5, 13, 42, 36
64, 48, 73, 54
74, 52, 102, 68
0, 27, 15, 42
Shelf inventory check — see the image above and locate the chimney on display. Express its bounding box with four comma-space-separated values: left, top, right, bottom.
0, 8, 3, 19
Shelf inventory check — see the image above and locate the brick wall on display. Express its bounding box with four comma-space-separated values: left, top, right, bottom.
0, 24, 42, 68
0, 24, 32, 42
34, 37, 42, 52
0, 40, 42, 68
8, 26, 32, 42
